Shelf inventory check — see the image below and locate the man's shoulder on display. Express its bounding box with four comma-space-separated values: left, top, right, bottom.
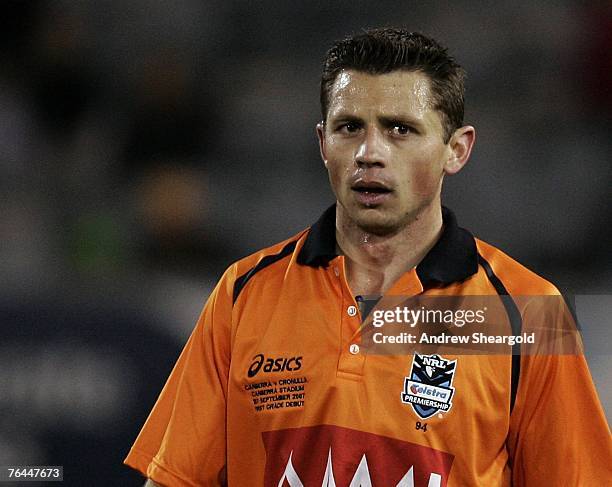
474, 238, 560, 296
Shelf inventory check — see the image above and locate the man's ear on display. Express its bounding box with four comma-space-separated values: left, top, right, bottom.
444, 125, 476, 175
316, 121, 328, 168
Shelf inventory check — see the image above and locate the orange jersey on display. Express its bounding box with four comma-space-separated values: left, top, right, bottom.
125, 206, 611, 486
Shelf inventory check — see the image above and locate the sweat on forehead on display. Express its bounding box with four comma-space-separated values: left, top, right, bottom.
326, 70, 436, 119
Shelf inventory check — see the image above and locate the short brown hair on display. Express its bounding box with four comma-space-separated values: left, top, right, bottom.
320, 28, 465, 143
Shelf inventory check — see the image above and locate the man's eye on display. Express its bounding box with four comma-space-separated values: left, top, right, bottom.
338, 122, 360, 133
392, 124, 411, 135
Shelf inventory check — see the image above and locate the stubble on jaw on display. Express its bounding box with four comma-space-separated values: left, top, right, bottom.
338, 176, 443, 239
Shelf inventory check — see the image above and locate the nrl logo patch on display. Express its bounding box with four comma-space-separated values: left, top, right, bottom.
401, 352, 457, 419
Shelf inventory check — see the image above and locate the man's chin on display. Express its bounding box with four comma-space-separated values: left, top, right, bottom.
351, 213, 399, 236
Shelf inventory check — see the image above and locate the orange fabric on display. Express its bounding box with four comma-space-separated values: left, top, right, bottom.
125, 228, 611, 486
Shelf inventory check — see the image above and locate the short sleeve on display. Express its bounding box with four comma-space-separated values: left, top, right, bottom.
124, 266, 235, 486
507, 296, 612, 485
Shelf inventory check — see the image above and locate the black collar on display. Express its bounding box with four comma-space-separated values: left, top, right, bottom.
297, 204, 478, 286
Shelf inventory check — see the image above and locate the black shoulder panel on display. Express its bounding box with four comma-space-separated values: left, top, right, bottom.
478, 254, 523, 413
232, 240, 298, 305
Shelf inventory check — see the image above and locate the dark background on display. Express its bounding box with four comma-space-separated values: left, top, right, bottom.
1, 1, 610, 485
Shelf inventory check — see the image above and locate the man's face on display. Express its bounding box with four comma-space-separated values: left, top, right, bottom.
318, 70, 455, 235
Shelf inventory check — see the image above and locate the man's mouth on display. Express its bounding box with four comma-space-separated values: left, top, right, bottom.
351, 181, 393, 205
351, 181, 392, 194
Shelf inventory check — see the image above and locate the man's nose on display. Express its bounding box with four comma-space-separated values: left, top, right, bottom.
355, 127, 386, 167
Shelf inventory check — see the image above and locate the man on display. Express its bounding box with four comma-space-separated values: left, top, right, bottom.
125, 29, 611, 486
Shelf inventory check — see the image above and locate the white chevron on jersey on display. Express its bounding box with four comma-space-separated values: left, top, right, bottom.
277, 451, 304, 487
322, 447, 337, 487
278, 449, 443, 487
397, 466, 442, 487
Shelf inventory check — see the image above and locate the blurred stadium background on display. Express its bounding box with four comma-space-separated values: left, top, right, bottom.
1, 1, 610, 485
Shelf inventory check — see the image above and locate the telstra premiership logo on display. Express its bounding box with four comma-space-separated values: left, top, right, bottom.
401, 353, 457, 419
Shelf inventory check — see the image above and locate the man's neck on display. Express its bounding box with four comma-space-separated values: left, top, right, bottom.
335, 203, 443, 296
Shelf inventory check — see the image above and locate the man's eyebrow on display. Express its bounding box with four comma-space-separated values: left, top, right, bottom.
327, 113, 363, 123
378, 115, 424, 128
